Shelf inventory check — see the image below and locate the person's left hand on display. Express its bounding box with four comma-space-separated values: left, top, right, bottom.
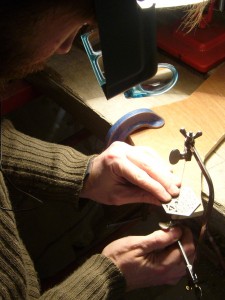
102, 226, 195, 290
80, 141, 181, 205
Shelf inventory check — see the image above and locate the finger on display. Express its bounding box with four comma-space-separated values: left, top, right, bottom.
127, 149, 181, 197
158, 228, 195, 270
128, 146, 176, 175
159, 243, 185, 266
180, 227, 194, 246
115, 158, 174, 202
109, 184, 164, 206
141, 228, 182, 253
166, 273, 186, 285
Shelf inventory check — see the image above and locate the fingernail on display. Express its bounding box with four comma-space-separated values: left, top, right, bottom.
163, 193, 172, 202
171, 185, 180, 196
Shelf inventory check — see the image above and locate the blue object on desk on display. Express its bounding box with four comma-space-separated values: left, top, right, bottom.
81, 30, 177, 100
105, 108, 164, 148
124, 63, 178, 98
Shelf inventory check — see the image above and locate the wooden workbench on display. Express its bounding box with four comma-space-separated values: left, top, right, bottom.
130, 63, 225, 230
29, 45, 225, 232
28, 45, 204, 140
130, 63, 225, 157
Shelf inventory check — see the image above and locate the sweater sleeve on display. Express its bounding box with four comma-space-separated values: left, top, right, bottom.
41, 254, 126, 300
1, 119, 93, 206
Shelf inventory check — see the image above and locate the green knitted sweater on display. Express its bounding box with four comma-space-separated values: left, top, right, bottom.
0, 119, 126, 299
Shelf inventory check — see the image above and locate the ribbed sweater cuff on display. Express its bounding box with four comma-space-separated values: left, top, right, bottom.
42, 254, 126, 300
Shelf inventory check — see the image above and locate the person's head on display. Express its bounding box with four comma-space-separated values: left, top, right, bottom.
0, 0, 95, 89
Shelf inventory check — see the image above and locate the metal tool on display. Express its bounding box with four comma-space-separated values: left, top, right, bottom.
106, 124, 214, 298
159, 221, 202, 298
178, 240, 202, 298
169, 128, 215, 245
159, 128, 216, 299
178, 241, 200, 287
177, 240, 197, 283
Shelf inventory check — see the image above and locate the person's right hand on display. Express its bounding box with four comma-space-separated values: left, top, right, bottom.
102, 226, 195, 291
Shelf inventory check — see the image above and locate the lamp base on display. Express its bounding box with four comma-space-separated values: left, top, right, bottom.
157, 18, 225, 73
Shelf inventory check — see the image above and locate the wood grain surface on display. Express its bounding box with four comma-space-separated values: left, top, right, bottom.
130, 63, 225, 220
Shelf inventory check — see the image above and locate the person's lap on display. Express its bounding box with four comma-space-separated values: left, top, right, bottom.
16, 197, 143, 278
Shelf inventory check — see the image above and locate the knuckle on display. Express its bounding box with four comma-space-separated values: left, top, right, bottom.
103, 151, 120, 167
108, 192, 121, 205
185, 243, 195, 256
152, 232, 164, 247
134, 172, 146, 184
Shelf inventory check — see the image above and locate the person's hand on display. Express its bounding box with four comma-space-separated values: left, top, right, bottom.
80, 141, 181, 205
102, 226, 195, 290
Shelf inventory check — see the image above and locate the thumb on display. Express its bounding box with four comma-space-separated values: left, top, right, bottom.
142, 228, 182, 253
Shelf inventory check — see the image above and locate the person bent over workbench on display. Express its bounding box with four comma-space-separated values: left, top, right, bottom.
0, 1, 195, 299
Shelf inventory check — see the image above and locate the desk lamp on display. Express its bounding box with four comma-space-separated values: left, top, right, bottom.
157, 0, 225, 73
90, 0, 207, 99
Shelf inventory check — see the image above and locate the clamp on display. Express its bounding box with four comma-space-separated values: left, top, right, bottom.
167, 128, 215, 299
169, 128, 215, 241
